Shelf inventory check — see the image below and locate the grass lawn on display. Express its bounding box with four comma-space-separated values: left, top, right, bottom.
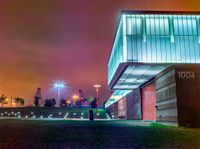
0, 119, 200, 149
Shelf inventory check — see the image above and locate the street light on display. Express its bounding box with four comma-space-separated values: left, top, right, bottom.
54, 82, 65, 101
93, 84, 101, 119
72, 94, 79, 101
72, 94, 79, 107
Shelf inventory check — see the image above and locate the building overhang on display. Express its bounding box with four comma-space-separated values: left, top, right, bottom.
105, 90, 132, 108
108, 62, 168, 90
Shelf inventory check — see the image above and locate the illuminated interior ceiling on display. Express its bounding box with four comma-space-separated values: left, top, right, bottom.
105, 90, 132, 108
113, 64, 166, 90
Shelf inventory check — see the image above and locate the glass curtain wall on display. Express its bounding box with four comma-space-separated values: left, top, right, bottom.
108, 20, 124, 84
108, 13, 200, 85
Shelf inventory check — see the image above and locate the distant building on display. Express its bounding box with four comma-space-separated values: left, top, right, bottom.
106, 11, 200, 127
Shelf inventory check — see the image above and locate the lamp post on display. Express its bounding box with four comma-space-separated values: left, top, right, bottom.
93, 84, 101, 119
54, 83, 65, 102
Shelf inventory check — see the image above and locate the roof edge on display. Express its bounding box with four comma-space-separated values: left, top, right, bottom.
121, 10, 200, 15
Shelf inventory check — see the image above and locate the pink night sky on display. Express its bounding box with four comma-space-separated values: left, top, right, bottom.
0, 0, 199, 106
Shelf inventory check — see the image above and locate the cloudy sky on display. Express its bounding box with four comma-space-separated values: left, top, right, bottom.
0, 0, 199, 105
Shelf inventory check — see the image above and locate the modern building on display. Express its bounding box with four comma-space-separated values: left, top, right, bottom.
106, 11, 200, 127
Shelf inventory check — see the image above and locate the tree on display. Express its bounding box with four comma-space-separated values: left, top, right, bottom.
14, 97, 25, 107
44, 98, 56, 107
0, 94, 8, 108
87, 97, 94, 103
59, 99, 67, 107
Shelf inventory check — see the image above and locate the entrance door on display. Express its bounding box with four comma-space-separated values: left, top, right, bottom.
141, 83, 156, 121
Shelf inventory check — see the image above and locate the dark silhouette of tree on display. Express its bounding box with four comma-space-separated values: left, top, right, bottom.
52, 98, 56, 106
0, 94, 8, 108
59, 99, 67, 107
44, 98, 56, 107
14, 97, 25, 107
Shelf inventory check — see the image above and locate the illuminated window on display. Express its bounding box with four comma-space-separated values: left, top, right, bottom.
146, 17, 169, 35
126, 17, 142, 35
173, 18, 197, 36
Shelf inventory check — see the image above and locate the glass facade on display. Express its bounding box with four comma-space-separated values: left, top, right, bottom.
108, 12, 200, 85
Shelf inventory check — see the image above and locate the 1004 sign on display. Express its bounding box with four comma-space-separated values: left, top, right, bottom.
177, 71, 196, 79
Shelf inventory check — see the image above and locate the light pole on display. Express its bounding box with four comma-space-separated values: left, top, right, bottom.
93, 84, 101, 119
54, 83, 65, 102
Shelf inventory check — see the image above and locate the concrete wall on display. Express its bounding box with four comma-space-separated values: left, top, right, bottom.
126, 88, 142, 120
118, 98, 126, 118
175, 65, 200, 127
0, 107, 109, 119
155, 64, 200, 127
155, 68, 178, 126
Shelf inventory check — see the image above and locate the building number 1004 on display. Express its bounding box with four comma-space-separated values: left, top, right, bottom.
177, 71, 195, 79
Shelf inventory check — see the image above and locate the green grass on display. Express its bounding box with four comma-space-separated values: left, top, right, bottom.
0, 119, 200, 149
150, 122, 173, 128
